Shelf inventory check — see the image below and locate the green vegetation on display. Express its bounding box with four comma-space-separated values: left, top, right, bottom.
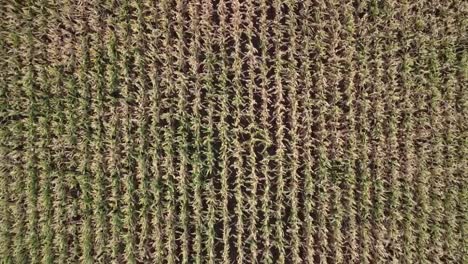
1, 0, 466, 263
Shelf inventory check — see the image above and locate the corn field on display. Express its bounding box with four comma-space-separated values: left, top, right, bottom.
0, 0, 467, 263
